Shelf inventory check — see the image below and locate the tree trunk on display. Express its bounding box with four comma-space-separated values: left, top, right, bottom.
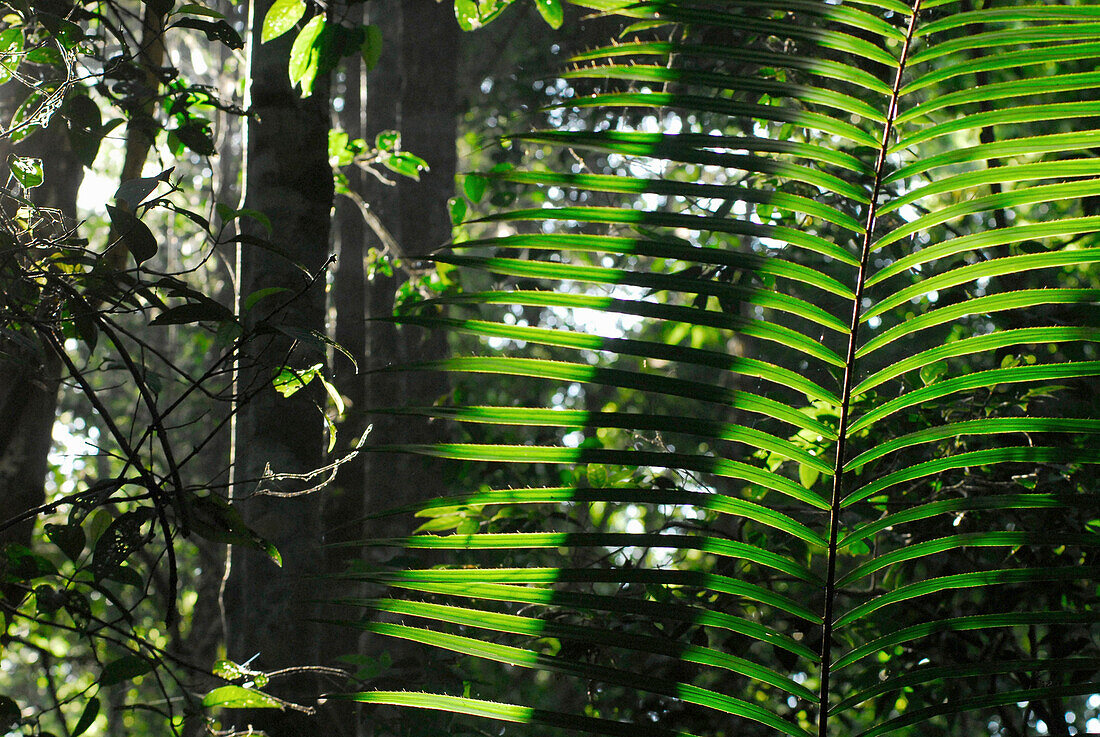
0, 96, 83, 549
329, 24, 367, 551
394, 0, 456, 501
361, 0, 457, 535
361, 2, 404, 539
353, 8, 458, 730
224, 0, 334, 730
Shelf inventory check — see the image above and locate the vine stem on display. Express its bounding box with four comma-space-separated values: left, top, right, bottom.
817, 3, 924, 735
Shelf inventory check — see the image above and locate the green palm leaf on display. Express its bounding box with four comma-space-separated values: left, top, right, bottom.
341, 1, 1100, 735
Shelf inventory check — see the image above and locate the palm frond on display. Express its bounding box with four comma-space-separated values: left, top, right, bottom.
342, 1, 1100, 735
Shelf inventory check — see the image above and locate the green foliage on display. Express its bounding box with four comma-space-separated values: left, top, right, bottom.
347, 1, 1100, 735
0, 0, 325, 729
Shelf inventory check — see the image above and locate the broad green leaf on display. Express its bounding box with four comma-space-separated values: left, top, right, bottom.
453, 0, 482, 31
533, 0, 563, 28
448, 196, 467, 225
202, 685, 283, 709
351, 599, 816, 699
844, 418, 1100, 472
261, 0, 305, 43
176, 3, 225, 18
383, 151, 429, 180
288, 15, 331, 97
853, 326, 1100, 395
7, 154, 41, 189
360, 24, 382, 70
463, 173, 488, 202
375, 130, 399, 152
356, 620, 811, 736
170, 18, 244, 49
333, 691, 700, 737
44, 524, 84, 561
272, 363, 323, 398
833, 610, 1100, 671
848, 362, 1100, 434
0, 28, 23, 87
835, 567, 1100, 629
243, 286, 290, 312
150, 301, 235, 326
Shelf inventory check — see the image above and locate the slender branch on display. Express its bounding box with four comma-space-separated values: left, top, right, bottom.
40, 328, 180, 627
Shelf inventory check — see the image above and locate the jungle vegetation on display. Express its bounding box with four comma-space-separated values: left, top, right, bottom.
1, 1, 1099, 737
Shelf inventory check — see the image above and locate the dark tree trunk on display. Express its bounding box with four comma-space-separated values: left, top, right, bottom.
394, 0, 457, 501
330, 27, 367, 549
0, 99, 83, 549
224, 0, 334, 730
351, 8, 458, 730
361, 2, 404, 533
323, 25, 370, 737
361, 0, 457, 531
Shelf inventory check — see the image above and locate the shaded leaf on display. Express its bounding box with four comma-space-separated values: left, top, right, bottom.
106, 205, 158, 265
90, 509, 155, 582
45, 523, 85, 561
71, 697, 99, 737
99, 655, 153, 687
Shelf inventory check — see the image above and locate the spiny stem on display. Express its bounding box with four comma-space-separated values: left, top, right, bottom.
817, 3, 924, 736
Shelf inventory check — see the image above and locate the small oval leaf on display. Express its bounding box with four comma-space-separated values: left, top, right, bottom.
261, 0, 305, 43
202, 685, 283, 710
